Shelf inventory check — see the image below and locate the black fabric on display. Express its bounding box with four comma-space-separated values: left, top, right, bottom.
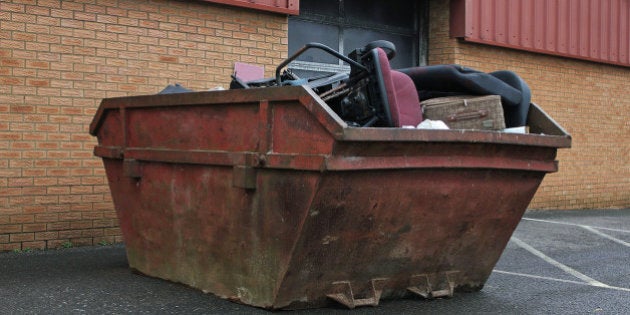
398, 65, 530, 127
489, 70, 531, 128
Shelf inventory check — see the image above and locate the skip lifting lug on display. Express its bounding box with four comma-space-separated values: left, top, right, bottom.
326, 278, 388, 309
407, 271, 459, 299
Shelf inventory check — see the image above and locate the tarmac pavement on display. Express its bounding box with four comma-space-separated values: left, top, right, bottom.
1, 208, 629, 314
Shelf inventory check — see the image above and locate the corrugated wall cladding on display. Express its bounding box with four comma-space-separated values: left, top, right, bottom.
450, 0, 630, 67
202, 0, 299, 15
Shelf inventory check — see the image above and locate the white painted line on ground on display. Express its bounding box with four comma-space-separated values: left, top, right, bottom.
492, 270, 630, 293
492, 270, 596, 286
522, 217, 630, 247
579, 225, 630, 247
522, 218, 630, 234
510, 237, 609, 287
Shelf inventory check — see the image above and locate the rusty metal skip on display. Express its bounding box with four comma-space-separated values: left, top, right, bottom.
90, 84, 570, 309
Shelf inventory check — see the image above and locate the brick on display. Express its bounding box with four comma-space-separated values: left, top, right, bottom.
10, 214, 33, 224
10, 232, 34, 242
1, 3, 25, 13
33, 177, 58, 187
9, 141, 35, 150
34, 195, 59, 205
0, 188, 22, 197
58, 230, 82, 238
47, 186, 70, 195
8, 195, 34, 208
26, 79, 49, 87
0, 150, 21, 160
58, 212, 81, 221
35, 231, 58, 240
36, 16, 59, 27
103, 227, 122, 236
46, 221, 70, 231
93, 219, 115, 228
23, 205, 47, 214
8, 175, 33, 186
1, 58, 24, 67
23, 223, 46, 232
81, 228, 103, 237
74, 12, 95, 22
35, 213, 58, 223
58, 195, 81, 204
0, 224, 22, 233
85, 4, 106, 14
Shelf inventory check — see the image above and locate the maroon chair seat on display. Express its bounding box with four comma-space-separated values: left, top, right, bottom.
371, 48, 423, 127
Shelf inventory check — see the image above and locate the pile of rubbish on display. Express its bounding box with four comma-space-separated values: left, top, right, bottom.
225, 40, 531, 132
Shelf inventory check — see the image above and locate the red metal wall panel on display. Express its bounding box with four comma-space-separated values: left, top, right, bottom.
202, 0, 299, 15
450, 0, 630, 67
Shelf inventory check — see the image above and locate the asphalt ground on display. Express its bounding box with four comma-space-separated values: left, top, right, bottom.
1, 209, 629, 314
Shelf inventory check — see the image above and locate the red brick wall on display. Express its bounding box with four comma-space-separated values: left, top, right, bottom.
430, 0, 630, 210
0, 0, 288, 251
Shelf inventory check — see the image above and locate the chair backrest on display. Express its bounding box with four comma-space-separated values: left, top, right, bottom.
234, 62, 264, 82
370, 48, 423, 127
375, 48, 423, 127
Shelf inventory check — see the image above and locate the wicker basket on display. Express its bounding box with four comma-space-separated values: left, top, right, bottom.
421, 95, 506, 130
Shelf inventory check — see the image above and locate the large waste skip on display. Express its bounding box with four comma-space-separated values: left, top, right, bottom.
90, 85, 571, 309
